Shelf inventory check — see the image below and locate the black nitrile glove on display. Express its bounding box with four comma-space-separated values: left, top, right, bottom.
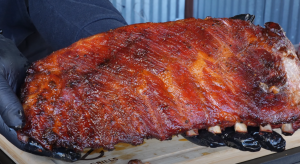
0, 34, 81, 162
0, 33, 28, 130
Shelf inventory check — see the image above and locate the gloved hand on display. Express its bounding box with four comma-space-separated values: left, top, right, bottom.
0, 34, 81, 162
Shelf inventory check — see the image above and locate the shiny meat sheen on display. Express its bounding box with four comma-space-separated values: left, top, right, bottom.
18, 18, 300, 151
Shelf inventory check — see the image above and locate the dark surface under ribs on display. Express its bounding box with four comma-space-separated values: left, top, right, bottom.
18, 17, 300, 151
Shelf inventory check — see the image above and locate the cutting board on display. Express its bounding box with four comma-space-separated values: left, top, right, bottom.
1, 129, 300, 164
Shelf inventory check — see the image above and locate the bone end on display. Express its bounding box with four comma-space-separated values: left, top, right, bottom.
208, 125, 222, 134
281, 123, 294, 134
185, 129, 199, 136
269, 86, 280, 94
260, 124, 272, 133
234, 122, 247, 133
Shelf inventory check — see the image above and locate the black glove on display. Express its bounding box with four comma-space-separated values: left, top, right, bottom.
0, 34, 81, 162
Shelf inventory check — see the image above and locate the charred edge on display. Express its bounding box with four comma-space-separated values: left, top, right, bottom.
220, 127, 261, 152
248, 127, 285, 152
182, 129, 226, 148
24, 139, 81, 162
229, 14, 255, 23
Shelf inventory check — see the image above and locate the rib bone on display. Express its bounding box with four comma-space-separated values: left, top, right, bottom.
208, 125, 222, 134
260, 124, 272, 132
269, 86, 280, 94
185, 129, 199, 136
281, 123, 294, 134
234, 122, 247, 133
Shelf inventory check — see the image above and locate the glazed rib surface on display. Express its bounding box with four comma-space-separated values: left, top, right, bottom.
18, 18, 300, 151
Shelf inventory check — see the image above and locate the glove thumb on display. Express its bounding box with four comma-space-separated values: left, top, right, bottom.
0, 75, 24, 129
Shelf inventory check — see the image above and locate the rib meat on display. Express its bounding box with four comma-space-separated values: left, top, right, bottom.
18, 17, 300, 151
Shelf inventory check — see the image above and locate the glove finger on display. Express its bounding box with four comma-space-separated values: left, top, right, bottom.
0, 34, 29, 93
0, 75, 25, 129
0, 116, 25, 150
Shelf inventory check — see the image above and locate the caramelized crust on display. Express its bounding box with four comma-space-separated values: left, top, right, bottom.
18, 18, 300, 151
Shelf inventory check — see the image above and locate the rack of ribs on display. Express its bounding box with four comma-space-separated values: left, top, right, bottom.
18, 17, 300, 152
